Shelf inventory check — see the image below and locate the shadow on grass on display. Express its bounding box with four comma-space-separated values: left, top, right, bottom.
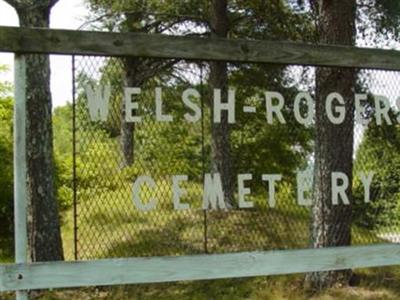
100, 214, 206, 258
355, 266, 400, 295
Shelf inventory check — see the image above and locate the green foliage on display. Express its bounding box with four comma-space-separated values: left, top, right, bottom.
0, 67, 14, 258
353, 110, 400, 230
81, 0, 316, 188
0, 65, 12, 98
230, 65, 313, 187
358, 0, 400, 42
53, 104, 74, 211
86, 0, 208, 33
52, 102, 122, 211
230, 0, 315, 42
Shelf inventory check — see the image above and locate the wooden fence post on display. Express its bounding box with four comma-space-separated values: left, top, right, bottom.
14, 54, 29, 300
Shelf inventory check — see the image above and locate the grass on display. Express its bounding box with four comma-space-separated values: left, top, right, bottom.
2, 170, 400, 299
2, 268, 400, 300
59, 177, 385, 260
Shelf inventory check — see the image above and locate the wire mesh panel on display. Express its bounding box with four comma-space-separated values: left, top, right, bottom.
73, 56, 207, 259
71, 56, 400, 260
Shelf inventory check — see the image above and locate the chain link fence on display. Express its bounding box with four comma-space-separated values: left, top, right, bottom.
63, 55, 400, 261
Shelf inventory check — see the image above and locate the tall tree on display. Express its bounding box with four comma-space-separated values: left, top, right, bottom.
120, 11, 176, 168
86, 0, 314, 204
4, 0, 64, 262
86, 0, 204, 168
306, 0, 356, 290
209, 0, 234, 206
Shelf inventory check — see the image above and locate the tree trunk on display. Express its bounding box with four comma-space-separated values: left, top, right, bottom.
120, 108, 135, 167
209, 0, 234, 206
120, 58, 140, 168
306, 0, 356, 290
13, 1, 64, 262
120, 13, 146, 169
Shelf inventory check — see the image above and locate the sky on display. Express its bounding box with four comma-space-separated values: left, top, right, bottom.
0, 0, 87, 107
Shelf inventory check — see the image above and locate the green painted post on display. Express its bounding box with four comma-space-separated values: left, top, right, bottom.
14, 55, 29, 300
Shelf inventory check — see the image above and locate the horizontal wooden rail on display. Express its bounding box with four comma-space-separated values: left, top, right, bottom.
1, 244, 399, 292
1, 26, 400, 70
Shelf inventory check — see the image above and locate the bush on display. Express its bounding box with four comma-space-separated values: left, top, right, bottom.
353, 114, 400, 230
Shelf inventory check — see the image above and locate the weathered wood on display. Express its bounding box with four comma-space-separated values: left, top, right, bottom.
1, 26, 400, 70
14, 56, 28, 266
1, 244, 399, 292
14, 55, 29, 300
